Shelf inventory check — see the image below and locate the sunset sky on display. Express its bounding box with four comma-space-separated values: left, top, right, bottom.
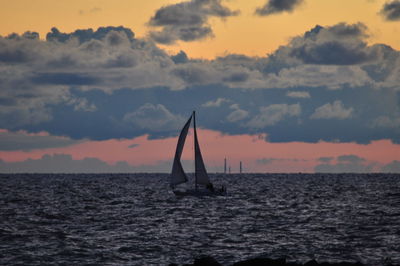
1, 0, 400, 173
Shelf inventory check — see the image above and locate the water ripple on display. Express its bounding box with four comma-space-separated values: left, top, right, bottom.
0, 173, 399, 265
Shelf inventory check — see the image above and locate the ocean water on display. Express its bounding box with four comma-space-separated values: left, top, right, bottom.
0, 173, 399, 265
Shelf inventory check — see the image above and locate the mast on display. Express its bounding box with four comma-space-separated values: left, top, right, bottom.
224, 158, 227, 174
240, 161, 242, 174
193, 110, 197, 190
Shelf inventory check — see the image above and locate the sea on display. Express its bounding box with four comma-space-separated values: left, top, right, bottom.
0, 173, 399, 265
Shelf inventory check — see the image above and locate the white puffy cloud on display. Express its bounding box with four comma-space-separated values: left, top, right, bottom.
286, 91, 310, 98
202, 97, 230, 107
371, 116, 400, 128
123, 103, 185, 132
226, 104, 249, 122
310, 100, 353, 120
247, 104, 301, 128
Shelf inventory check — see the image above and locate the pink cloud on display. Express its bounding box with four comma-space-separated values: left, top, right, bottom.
1, 129, 399, 172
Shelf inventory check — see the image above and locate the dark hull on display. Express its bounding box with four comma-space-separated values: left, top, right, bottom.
173, 188, 226, 197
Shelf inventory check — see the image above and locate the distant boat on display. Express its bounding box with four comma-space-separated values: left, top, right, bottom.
170, 111, 226, 196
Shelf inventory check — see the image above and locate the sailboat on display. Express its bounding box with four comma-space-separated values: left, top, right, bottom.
170, 111, 226, 196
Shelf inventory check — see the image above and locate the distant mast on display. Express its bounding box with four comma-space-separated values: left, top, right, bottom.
240, 161, 242, 174
224, 158, 227, 174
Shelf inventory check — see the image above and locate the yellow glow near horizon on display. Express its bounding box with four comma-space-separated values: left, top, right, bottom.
1, 0, 399, 59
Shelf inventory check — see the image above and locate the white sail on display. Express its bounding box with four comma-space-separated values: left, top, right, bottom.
170, 115, 192, 188
193, 111, 211, 186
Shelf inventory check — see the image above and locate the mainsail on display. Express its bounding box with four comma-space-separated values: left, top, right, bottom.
170, 111, 212, 191
170, 115, 192, 188
193, 111, 211, 187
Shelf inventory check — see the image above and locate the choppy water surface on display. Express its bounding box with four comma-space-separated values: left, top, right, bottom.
1, 173, 399, 265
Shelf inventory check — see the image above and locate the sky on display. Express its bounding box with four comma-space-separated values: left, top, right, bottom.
1, 0, 400, 173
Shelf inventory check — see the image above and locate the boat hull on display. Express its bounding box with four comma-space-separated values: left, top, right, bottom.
173, 188, 226, 197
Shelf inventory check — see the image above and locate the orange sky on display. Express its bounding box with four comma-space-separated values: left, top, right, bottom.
1, 0, 400, 173
1, 0, 399, 59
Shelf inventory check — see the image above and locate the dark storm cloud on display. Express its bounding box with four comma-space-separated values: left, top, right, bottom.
148, 0, 239, 44
1, 23, 400, 144
380, 0, 400, 21
255, 0, 303, 16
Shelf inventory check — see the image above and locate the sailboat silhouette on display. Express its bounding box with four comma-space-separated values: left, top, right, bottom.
170, 111, 226, 196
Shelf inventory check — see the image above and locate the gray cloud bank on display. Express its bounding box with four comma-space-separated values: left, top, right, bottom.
0, 154, 172, 173
1, 23, 400, 144
2, 154, 398, 173
0, 131, 81, 151
315, 155, 400, 173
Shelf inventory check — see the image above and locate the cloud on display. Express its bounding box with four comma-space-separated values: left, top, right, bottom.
226, 104, 249, 122
202, 97, 230, 107
337, 154, 365, 163
286, 91, 310, 98
318, 157, 334, 163
0, 130, 81, 151
255, 0, 303, 16
381, 160, 400, 173
171, 50, 189, 64
0, 154, 158, 173
380, 0, 400, 21
310, 100, 353, 120
288, 23, 377, 65
248, 104, 301, 128
148, 0, 239, 44
46, 26, 135, 43
31, 72, 100, 86
257, 158, 278, 164
123, 103, 185, 132
0, 153, 203, 173
256, 157, 306, 165
1, 23, 400, 144
128, 143, 139, 149
79, 7, 102, 15
371, 116, 400, 128
315, 155, 374, 173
